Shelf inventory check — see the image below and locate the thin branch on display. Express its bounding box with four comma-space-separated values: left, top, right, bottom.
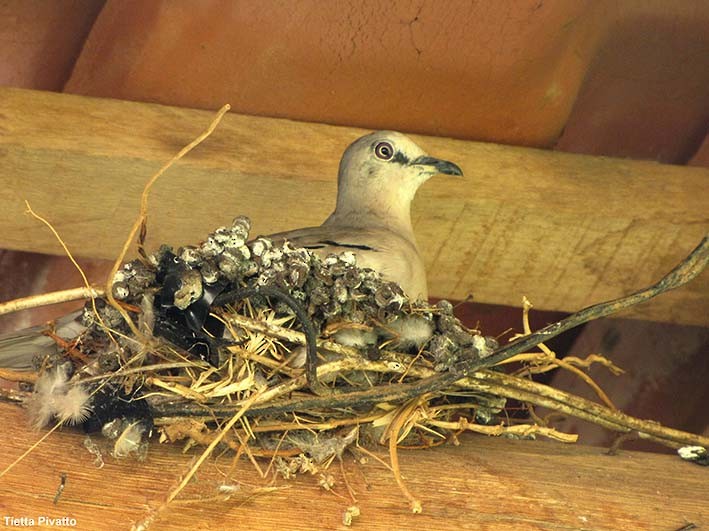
0, 368, 37, 383
165, 388, 263, 504
467, 235, 709, 373
427, 419, 578, 443
387, 399, 423, 513
24, 203, 95, 298
470, 370, 709, 448
106, 104, 231, 338
0, 287, 104, 316
214, 285, 328, 396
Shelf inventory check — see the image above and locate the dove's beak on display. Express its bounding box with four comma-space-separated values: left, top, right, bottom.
411, 156, 463, 177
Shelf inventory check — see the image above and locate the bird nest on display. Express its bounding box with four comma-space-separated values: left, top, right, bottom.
3, 216, 708, 519
1, 108, 707, 525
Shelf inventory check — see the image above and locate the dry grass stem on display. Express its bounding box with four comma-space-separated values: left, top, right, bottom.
165, 388, 263, 505
387, 399, 424, 513
106, 104, 231, 339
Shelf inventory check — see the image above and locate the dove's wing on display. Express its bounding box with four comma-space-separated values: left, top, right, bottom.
267, 224, 427, 300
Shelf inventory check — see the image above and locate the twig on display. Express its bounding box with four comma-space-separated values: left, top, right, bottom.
0, 368, 37, 384
0, 422, 63, 478
214, 285, 328, 396
387, 399, 423, 513
24, 204, 95, 299
473, 235, 709, 375
106, 104, 231, 339
0, 287, 104, 316
247, 414, 384, 433
606, 432, 639, 455
512, 297, 618, 410
22, 203, 114, 345
53, 472, 67, 505
674, 523, 698, 531
469, 370, 709, 449
165, 388, 263, 504
427, 419, 578, 443
146, 377, 208, 403
77, 362, 209, 384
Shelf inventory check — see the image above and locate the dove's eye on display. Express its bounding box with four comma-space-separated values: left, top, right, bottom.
374, 141, 394, 161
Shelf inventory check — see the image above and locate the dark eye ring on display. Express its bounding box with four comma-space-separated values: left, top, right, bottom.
374, 141, 394, 161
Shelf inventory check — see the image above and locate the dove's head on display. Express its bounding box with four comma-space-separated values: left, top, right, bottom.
333, 131, 462, 223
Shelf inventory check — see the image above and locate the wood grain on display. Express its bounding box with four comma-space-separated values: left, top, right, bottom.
0, 401, 706, 530
0, 87, 707, 324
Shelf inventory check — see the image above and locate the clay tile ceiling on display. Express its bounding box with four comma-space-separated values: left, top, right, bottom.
2, 0, 706, 165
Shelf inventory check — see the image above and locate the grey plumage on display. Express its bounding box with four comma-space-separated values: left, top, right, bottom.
0, 311, 84, 370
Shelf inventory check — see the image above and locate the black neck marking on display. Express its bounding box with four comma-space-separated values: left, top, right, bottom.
304, 240, 377, 252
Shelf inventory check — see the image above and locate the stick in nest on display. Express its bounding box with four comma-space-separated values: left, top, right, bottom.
106, 104, 231, 339
214, 285, 328, 396
345, 235, 709, 404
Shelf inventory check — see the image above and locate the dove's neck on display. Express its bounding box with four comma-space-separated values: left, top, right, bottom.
325, 188, 418, 242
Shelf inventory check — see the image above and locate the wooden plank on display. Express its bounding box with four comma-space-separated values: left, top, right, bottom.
0, 87, 707, 325
0, 402, 706, 530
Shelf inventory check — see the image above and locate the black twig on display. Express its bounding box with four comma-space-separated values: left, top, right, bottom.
673, 524, 697, 531
213, 285, 329, 396
606, 431, 640, 455
471, 235, 708, 373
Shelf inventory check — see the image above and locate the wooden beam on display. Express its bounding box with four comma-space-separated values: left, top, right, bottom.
0, 402, 706, 529
0, 88, 707, 324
